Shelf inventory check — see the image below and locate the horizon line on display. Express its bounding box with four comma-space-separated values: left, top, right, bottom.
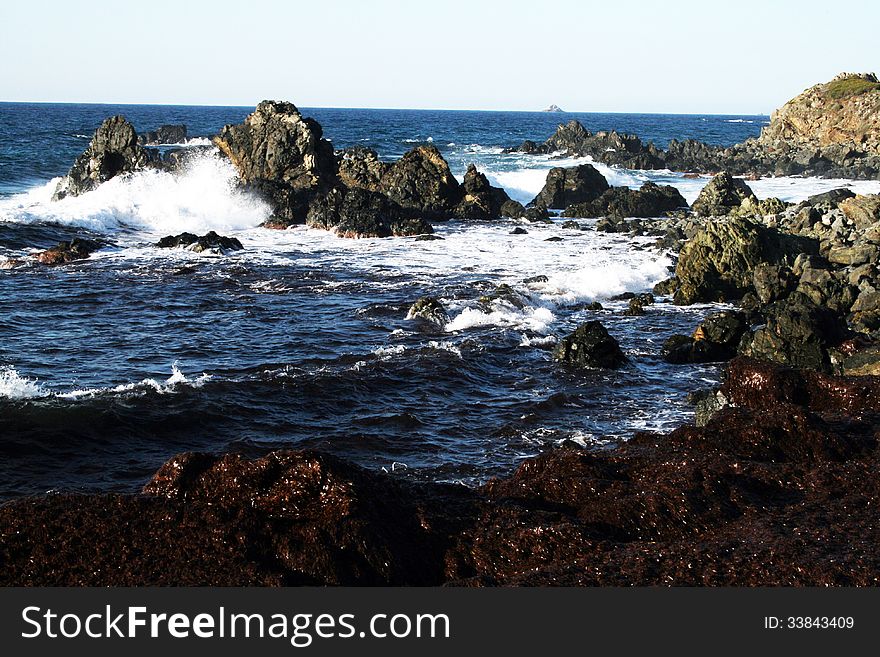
0, 99, 772, 117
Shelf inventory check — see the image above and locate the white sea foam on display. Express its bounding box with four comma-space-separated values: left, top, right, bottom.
0, 367, 49, 399
0, 364, 210, 401
0, 151, 270, 236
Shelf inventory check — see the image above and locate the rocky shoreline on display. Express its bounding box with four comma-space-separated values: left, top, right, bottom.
2, 72, 880, 585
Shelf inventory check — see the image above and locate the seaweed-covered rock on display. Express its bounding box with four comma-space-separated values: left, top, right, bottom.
552, 321, 626, 368
34, 238, 102, 265
674, 217, 818, 305
529, 165, 609, 210
53, 116, 152, 200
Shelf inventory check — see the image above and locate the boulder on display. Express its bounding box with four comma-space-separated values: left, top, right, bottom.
214, 101, 338, 226
456, 164, 511, 219
690, 172, 756, 217
337, 146, 387, 192
662, 311, 748, 364
562, 182, 686, 219
739, 293, 849, 372
52, 116, 152, 200
552, 321, 626, 368
377, 145, 463, 220
34, 238, 101, 265
500, 200, 526, 219
752, 263, 797, 304
155, 231, 243, 254
138, 124, 187, 145
839, 194, 880, 230
406, 296, 448, 326
673, 216, 818, 305
529, 165, 609, 210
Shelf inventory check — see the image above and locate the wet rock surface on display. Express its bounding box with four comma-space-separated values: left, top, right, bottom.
2, 354, 878, 586
552, 321, 627, 369
529, 164, 610, 210
156, 231, 244, 254
52, 116, 153, 200
34, 238, 102, 265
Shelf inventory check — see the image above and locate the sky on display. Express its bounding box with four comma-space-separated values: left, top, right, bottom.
1, 0, 878, 114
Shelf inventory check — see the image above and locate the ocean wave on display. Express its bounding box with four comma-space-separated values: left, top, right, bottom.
0, 364, 210, 401
0, 151, 270, 236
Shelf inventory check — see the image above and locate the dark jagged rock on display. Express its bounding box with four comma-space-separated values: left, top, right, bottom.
155, 231, 244, 254
377, 145, 463, 220
455, 164, 511, 219
337, 146, 386, 192
500, 199, 526, 219
478, 284, 528, 310
563, 182, 687, 219
552, 321, 626, 368
138, 124, 187, 145
690, 172, 756, 217
673, 216, 818, 305
529, 164, 609, 210
305, 186, 432, 238
53, 116, 152, 200
663, 311, 748, 364
510, 227, 528, 235
752, 263, 797, 304
406, 296, 448, 326
214, 101, 338, 227
739, 293, 850, 372
34, 238, 101, 265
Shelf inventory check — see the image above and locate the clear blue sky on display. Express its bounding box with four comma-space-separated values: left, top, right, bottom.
1, 0, 877, 113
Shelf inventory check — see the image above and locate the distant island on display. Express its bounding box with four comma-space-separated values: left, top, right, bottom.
543, 104, 564, 112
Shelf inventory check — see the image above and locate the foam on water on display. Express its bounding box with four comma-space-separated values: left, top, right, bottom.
0, 367, 49, 400
0, 151, 270, 236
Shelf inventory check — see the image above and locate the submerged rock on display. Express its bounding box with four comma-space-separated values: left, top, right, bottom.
34, 238, 101, 265
529, 164, 609, 210
552, 321, 626, 368
406, 296, 448, 326
53, 116, 152, 200
156, 231, 244, 254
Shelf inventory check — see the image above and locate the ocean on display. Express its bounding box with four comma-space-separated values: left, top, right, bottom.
2, 103, 880, 499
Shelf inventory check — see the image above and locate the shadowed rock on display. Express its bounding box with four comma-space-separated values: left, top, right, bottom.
53, 116, 152, 200
156, 231, 244, 254
552, 321, 626, 368
530, 164, 609, 210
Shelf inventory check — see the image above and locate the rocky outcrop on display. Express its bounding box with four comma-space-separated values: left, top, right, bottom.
377, 145, 463, 220
552, 321, 626, 368
759, 73, 880, 156
690, 172, 756, 217
138, 124, 187, 145
305, 186, 432, 238
673, 216, 818, 305
214, 101, 338, 226
563, 182, 686, 219
739, 293, 850, 372
456, 164, 511, 219
156, 231, 243, 254
33, 238, 102, 265
53, 116, 152, 200
530, 164, 610, 210
507, 74, 880, 180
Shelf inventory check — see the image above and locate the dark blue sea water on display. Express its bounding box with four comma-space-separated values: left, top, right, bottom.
0, 103, 776, 497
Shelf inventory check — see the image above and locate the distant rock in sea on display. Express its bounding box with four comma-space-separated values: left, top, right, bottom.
543, 104, 564, 112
